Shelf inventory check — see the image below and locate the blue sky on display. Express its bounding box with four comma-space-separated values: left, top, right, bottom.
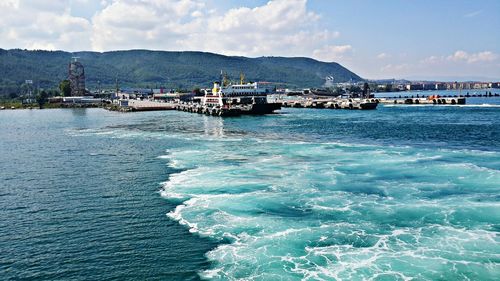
310, 0, 500, 79
0, 0, 499, 80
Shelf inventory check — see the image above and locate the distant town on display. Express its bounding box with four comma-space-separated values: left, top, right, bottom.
366, 80, 500, 92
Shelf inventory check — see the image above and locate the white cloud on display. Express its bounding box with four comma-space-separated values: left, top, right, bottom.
380, 63, 410, 73
0, 0, 92, 50
89, 0, 342, 59
209, 0, 318, 33
191, 10, 203, 17
312, 44, 352, 61
373, 50, 500, 79
0, 0, 347, 61
1, 0, 500, 80
447, 50, 468, 62
377, 53, 390, 59
420, 55, 444, 64
90, 0, 208, 51
466, 51, 498, 63
464, 10, 482, 18
1, 0, 20, 9
446, 50, 498, 63
421, 51, 499, 65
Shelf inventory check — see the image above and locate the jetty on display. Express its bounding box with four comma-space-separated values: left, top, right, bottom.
174, 101, 281, 116
110, 97, 379, 114
119, 99, 176, 111
278, 97, 378, 110
378, 96, 466, 105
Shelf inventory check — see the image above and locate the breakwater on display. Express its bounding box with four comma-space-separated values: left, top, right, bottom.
278, 97, 378, 110
174, 101, 282, 116
379, 97, 466, 105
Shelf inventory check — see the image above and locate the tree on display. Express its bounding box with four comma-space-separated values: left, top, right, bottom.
47, 89, 59, 96
192, 87, 203, 96
348, 85, 362, 93
334, 87, 344, 95
362, 82, 370, 98
385, 84, 393, 92
59, 80, 71, 96
36, 90, 49, 109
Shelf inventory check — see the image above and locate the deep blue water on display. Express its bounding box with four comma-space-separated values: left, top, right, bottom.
0, 109, 217, 280
1, 97, 499, 280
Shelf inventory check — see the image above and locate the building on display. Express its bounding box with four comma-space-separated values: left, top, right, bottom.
422, 83, 435, 90
406, 84, 424, 91
395, 84, 406, 91
435, 83, 446, 90
473, 83, 484, 89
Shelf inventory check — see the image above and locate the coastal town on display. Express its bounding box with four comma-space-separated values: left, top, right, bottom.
1, 59, 499, 112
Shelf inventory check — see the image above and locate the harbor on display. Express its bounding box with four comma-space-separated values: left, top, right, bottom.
2, 1, 500, 280
108, 91, 500, 113
104, 77, 500, 114
3, 56, 499, 114
109, 87, 500, 114
9, 85, 500, 113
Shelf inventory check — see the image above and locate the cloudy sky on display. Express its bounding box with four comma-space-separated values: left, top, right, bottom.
1, 0, 499, 80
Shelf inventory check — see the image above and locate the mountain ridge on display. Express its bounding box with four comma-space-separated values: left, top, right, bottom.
0, 49, 363, 95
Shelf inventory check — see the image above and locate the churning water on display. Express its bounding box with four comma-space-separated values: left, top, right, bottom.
1, 96, 499, 280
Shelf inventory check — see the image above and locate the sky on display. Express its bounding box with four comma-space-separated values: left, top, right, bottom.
1, 0, 499, 80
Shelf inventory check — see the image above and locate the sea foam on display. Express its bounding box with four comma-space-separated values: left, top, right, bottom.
159, 136, 500, 280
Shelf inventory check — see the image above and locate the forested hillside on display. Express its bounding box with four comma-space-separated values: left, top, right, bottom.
0, 49, 362, 95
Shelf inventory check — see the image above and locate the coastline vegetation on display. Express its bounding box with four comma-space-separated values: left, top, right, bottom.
0, 49, 361, 97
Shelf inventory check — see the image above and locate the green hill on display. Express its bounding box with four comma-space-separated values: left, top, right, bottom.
0, 49, 362, 95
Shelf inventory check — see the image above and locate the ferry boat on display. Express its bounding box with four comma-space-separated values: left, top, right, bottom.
202, 80, 281, 115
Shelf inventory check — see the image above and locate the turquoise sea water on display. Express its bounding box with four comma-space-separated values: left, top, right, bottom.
1, 94, 499, 280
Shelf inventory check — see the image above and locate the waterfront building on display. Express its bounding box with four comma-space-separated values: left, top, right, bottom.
396, 84, 406, 91
422, 83, 435, 90
435, 83, 446, 90
406, 84, 424, 91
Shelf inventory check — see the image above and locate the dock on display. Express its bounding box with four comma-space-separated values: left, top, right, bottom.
174, 101, 281, 116
109, 94, 474, 114
378, 97, 466, 105
111, 97, 378, 114
279, 98, 378, 110
120, 99, 176, 111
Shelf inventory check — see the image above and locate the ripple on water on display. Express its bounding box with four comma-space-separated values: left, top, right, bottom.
4, 108, 498, 280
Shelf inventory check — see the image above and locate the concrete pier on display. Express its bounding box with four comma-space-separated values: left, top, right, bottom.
122, 100, 176, 111
279, 98, 378, 110
175, 102, 242, 116
378, 97, 466, 105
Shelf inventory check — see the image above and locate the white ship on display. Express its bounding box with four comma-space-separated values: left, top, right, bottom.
202, 77, 281, 115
